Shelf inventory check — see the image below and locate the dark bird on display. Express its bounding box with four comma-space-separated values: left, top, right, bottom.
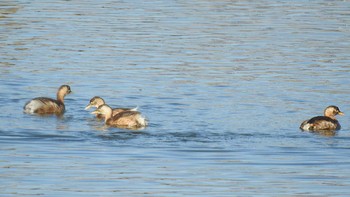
24, 85, 71, 115
300, 105, 344, 132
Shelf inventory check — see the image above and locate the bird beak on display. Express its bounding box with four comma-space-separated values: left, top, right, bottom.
91, 110, 99, 115
85, 104, 92, 110
338, 111, 345, 116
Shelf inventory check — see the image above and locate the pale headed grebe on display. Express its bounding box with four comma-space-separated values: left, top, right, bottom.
300, 105, 344, 132
91, 104, 147, 129
24, 85, 72, 115
85, 96, 137, 119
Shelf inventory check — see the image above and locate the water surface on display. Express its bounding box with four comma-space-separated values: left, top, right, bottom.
1, 0, 350, 196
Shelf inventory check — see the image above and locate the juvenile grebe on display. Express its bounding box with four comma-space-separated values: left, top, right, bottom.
85, 96, 137, 118
91, 104, 147, 129
24, 85, 71, 115
300, 105, 344, 132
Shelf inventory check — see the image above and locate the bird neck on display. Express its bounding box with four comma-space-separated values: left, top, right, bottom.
324, 111, 336, 120
104, 108, 113, 123
327, 116, 336, 120
56, 91, 65, 103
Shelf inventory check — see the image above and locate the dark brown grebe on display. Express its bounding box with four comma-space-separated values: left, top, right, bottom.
24, 85, 71, 115
300, 105, 344, 132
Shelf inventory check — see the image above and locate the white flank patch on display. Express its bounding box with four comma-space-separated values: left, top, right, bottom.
136, 114, 148, 127
23, 100, 43, 114
301, 123, 311, 131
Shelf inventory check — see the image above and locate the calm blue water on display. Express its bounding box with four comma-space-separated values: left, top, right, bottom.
1, 0, 350, 196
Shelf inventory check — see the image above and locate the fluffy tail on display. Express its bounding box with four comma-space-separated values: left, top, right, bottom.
130, 106, 138, 111
300, 120, 312, 131
136, 114, 148, 127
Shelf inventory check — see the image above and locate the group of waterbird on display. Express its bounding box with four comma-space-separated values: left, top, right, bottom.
23, 85, 147, 129
23, 85, 344, 132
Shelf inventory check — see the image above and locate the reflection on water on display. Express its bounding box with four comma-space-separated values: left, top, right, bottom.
1, 0, 350, 196
305, 130, 337, 137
